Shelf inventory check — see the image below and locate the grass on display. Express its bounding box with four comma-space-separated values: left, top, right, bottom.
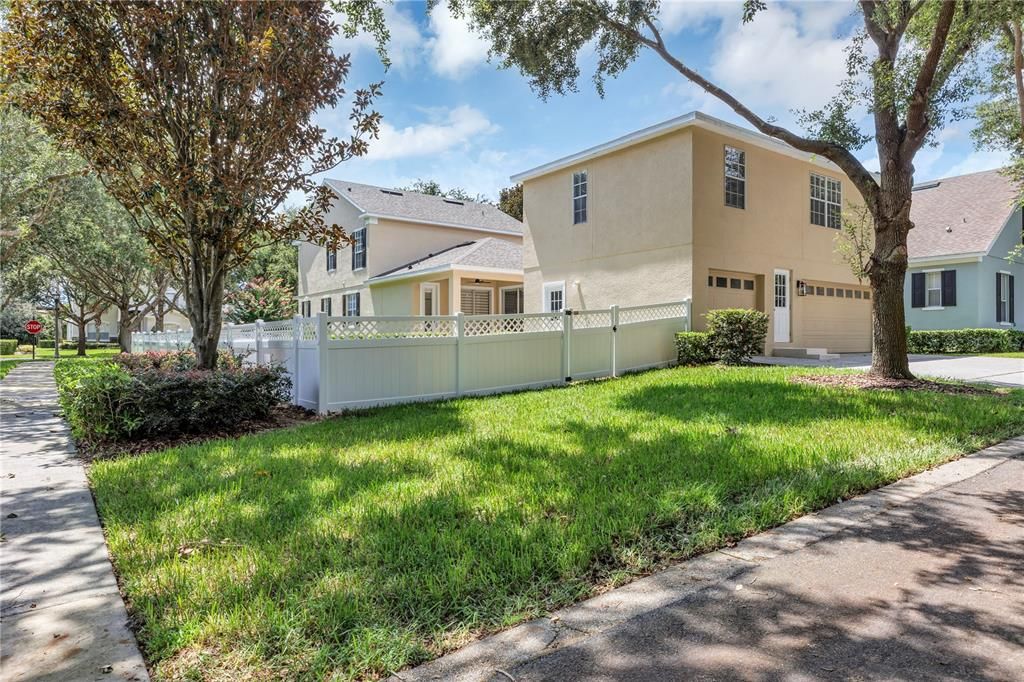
0, 358, 34, 379
0, 347, 122, 361
983, 351, 1024, 358
88, 365, 1024, 680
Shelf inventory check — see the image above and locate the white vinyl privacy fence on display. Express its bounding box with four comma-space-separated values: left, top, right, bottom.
132, 300, 691, 413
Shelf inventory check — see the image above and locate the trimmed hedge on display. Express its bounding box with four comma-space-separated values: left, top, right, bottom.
906, 328, 1019, 354
54, 352, 291, 444
706, 308, 769, 365
675, 332, 714, 365
676, 309, 769, 366
0, 339, 17, 355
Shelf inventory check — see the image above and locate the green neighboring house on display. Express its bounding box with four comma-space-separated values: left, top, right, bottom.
905, 169, 1022, 330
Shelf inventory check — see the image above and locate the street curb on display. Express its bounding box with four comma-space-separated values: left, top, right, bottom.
391, 435, 1024, 681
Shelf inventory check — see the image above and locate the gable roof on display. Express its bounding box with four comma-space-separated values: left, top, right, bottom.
369, 238, 522, 283
510, 111, 843, 183
908, 169, 1018, 260
324, 179, 522, 234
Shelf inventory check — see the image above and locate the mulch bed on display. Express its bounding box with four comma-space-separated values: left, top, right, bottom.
790, 373, 996, 395
77, 404, 320, 461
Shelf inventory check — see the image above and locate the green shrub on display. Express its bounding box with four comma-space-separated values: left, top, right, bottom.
675, 332, 714, 365
906, 329, 1014, 354
1008, 329, 1024, 352
55, 352, 291, 444
705, 308, 769, 365
0, 339, 17, 355
38, 340, 118, 350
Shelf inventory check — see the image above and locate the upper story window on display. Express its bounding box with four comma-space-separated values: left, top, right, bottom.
351, 227, 367, 270
810, 173, 842, 228
326, 247, 337, 272
724, 146, 745, 209
572, 171, 588, 224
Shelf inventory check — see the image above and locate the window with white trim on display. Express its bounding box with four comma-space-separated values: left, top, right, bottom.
572, 171, 587, 224
998, 272, 1010, 323
543, 282, 565, 312
420, 283, 439, 316
326, 247, 337, 272
810, 173, 842, 228
320, 296, 332, 316
351, 228, 367, 270
300, 300, 311, 317
724, 146, 745, 209
925, 271, 942, 308
343, 292, 360, 317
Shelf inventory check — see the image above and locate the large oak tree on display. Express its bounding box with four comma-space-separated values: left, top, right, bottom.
445, 0, 1002, 378
2, 1, 381, 368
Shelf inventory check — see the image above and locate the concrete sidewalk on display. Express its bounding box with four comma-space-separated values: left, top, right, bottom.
1, 362, 148, 681
396, 436, 1024, 681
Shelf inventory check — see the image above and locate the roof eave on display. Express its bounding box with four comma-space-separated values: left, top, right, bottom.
367, 263, 523, 285
360, 212, 523, 237
510, 111, 842, 183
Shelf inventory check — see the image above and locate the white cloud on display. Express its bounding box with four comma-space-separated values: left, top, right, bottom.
426, 4, 491, 79
659, 1, 741, 35
366, 105, 499, 161
332, 4, 424, 72
707, 5, 852, 114
939, 149, 1013, 179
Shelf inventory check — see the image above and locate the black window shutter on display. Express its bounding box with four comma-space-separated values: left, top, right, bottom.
996, 273, 1003, 322
351, 235, 356, 270
1010, 275, 1016, 324
355, 293, 361, 316
911, 272, 925, 308
941, 270, 956, 307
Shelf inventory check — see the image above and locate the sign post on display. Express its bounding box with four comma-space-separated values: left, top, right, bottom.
25, 319, 43, 360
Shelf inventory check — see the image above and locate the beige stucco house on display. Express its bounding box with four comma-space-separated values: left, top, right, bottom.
512, 111, 873, 355
64, 301, 190, 343
297, 180, 524, 317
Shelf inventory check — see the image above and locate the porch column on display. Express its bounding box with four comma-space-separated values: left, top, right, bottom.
449, 272, 462, 315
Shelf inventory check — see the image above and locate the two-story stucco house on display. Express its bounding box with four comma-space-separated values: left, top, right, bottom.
512, 111, 872, 355
297, 180, 524, 317
904, 169, 1021, 330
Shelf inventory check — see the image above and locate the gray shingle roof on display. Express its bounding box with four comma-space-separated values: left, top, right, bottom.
370, 238, 522, 281
324, 179, 522, 234
908, 169, 1017, 259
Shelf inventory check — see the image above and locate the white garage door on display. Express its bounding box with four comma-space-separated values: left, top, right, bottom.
802, 283, 872, 352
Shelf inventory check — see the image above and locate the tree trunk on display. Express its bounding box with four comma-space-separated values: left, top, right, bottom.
867, 165, 914, 379
187, 260, 227, 370
77, 319, 87, 356
117, 306, 133, 353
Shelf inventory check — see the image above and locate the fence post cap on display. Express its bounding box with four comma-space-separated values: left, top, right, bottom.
256, 319, 264, 324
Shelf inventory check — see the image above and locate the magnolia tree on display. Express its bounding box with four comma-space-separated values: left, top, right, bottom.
444, 0, 1009, 378
2, 1, 382, 368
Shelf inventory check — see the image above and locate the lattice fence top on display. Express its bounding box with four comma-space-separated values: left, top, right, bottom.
618, 302, 688, 325
571, 310, 612, 330
463, 313, 562, 337
299, 319, 319, 342
262, 321, 295, 341
327, 317, 456, 340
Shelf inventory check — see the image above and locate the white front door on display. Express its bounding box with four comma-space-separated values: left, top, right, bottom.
773, 269, 791, 343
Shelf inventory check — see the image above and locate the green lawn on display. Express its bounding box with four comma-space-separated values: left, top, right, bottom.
0, 358, 34, 379
0, 347, 122, 361
984, 352, 1024, 358
89, 365, 1024, 680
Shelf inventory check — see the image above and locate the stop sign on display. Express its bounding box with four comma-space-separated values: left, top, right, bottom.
25, 319, 43, 335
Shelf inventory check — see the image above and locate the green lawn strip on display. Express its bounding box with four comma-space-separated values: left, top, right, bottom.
983, 352, 1024, 358
1, 347, 122, 361
87, 365, 1024, 680
0, 358, 35, 379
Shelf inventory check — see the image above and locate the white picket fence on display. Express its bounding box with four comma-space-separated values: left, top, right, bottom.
131, 300, 691, 413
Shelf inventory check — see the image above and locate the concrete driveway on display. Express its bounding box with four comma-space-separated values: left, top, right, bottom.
753, 353, 1024, 388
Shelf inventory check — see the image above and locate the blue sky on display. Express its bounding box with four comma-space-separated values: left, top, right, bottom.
307, 0, 1011, 203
